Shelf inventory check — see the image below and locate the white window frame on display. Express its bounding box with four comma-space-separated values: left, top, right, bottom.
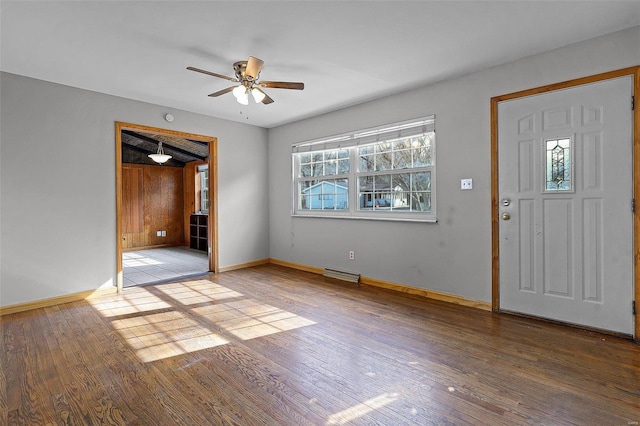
292, 116, 436, 222
198, 164, 209, 213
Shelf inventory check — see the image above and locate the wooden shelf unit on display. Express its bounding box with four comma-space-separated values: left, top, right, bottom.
189, 214, 208, 252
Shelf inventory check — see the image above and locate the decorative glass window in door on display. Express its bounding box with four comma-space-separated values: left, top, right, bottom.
545, 137, 572, 191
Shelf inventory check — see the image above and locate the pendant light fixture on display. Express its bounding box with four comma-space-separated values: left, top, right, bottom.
148, 141, 172, 164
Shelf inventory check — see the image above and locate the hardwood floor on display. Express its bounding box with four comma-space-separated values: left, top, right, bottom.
2, 264, 639, 425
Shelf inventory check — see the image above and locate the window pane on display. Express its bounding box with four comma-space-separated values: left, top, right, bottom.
338, 159, 349, 174
299, 179, 348, 210
359, 175, 374, 191
200, 169, 209, 212
374, 174, 391, 191
393, 173, 411, 191
300, 153, 312, 164
300, 164, 312, 177
360, 154, 374, 172
299, 149, 349, 178
393, 149, 411, 169
412, 134, 433, 167
413, 147, 430, 167
358, 176, 374, 210
411, 192, 431, 212
325, 160, 337, 175
312, 163, 324, 176
545, 138, 571, 191
412, 172, 431, 192
358, 145, 374, 155
393, 139, 411, 150
375, 152, 392, 171
375, 142, 392, 153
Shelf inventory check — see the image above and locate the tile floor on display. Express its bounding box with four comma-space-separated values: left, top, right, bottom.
123, 246, 209, 287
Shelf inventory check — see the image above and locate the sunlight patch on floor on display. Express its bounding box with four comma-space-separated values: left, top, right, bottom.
90, 279, 316, 363
326, 392, 400, 425
122, 252, 164, 268
193, 298, 316, 340
111, 310, 228, 362
157, 280, 244, 305
89, 287, 171, 317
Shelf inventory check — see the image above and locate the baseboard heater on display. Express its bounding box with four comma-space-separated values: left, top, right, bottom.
323, 268, 360, 283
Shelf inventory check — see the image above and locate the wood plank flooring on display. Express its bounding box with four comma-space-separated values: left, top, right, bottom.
1, 264, 639, 425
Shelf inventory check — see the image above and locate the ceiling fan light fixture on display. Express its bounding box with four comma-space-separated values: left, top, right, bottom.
236, 94, 249, 105
232, 85, 249, 105
232, 85, 247, 98
148, 141, 172, 164
251, 87, 266, 103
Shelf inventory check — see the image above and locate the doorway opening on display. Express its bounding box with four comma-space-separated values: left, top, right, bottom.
115, 122, 218, 292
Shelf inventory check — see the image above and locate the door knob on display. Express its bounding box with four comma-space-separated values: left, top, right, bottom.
502, 212, 511, 220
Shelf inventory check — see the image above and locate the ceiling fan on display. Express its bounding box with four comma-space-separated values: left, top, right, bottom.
187, 56, 304, 105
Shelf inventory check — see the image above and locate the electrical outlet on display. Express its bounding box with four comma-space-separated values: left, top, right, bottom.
349, 250, 355, 260
161, 231, 167, 237
156, 231, 162, 237
461, 178, 473, 190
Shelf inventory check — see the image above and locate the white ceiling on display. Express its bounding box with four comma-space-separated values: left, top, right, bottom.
2, 1, 639, 128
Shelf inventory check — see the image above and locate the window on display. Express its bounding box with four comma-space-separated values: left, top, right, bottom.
298, 149, 350, 211
292, 116, 436, 221
544, 137, 572, 192
198, 164, 209, 212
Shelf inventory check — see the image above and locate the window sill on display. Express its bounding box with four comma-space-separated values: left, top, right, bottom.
291, 212, 438, 223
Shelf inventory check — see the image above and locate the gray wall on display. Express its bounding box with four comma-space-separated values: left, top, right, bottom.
268, 26, 640, 303
0, 73, 269, 307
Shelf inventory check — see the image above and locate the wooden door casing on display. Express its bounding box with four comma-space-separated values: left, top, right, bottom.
491, 66, 640, 341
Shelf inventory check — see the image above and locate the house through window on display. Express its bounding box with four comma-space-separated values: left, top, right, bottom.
292, 116, 436, 222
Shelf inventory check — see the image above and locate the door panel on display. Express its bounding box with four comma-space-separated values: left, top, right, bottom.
498, 76, 633, 334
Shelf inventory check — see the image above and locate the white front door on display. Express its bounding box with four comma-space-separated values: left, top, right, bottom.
498, 76, 634, 335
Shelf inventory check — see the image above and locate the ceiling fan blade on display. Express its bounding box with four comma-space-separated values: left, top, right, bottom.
259, 81, 304, 90
187, 66, 238, 82
261, 92, 275, 104
245, 56, 264, 80
208, 86, 236, 97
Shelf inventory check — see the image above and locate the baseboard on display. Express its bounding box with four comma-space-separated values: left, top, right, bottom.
219, 258, 270, 273
2, 259, 489, 315
268, 258, 324, 275
360, 276, 491, 311
122, 243, 189, 252
268, 258, 491, 311
0, 287, 118, 316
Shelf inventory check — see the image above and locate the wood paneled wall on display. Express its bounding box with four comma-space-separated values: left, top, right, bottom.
122, 163, 185, 250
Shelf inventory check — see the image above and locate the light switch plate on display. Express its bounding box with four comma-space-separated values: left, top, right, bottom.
461, 178, 473, 190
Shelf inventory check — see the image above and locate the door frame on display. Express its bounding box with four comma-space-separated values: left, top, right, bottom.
491, 66, 640, 340
115, 121, 219, 292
